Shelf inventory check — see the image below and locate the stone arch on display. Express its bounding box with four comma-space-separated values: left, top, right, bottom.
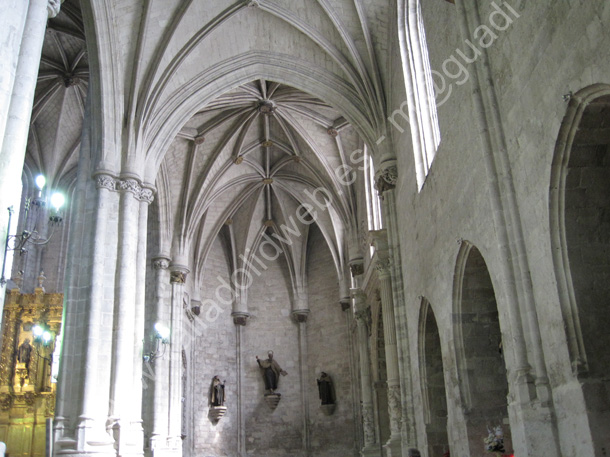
453, 241, 512, 456
417, 298, 450, 457
549, 83, 610, 452
142, 53, 381, 182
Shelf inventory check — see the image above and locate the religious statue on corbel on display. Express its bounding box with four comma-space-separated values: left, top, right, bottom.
317, 372, 336, 416
15, 338, 33, 390
256, 350, 287, 410
208, 375, 227, 423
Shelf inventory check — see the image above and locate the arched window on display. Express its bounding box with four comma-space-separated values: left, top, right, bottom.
398, 0, 441, 190
364, 146, 383, 257
364, 147, 383, 232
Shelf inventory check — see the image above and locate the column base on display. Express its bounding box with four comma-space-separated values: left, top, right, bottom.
383, 436, 402, 457
360, 444, 382, 457
54, 417, 115, 457
150, 436, 182, 457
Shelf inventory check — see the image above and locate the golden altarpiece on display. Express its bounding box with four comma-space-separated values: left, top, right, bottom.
0, 283, 62, 457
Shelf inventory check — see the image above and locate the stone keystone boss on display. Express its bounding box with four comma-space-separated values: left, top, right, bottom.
256, 350, 287, 394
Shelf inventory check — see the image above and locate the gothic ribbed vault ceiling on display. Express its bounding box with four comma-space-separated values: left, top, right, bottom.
159, 79, 362, 296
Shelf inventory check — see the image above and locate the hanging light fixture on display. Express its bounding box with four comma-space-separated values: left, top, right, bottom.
143, 322, 170, 363
0, 174, 66, 285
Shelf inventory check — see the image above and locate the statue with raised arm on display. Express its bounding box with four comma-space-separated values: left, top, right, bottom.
256, 350, 287, 394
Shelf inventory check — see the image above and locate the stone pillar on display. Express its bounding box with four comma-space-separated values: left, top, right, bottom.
167, 264, 189, 456
0, 0, 61, 322
376, 160, 416, 449
131, 185, 154, 454
352, 288, 380, 457
109, 177, 144, 457
370, 230, 402, 457
232, 312, 249, 457
63, 173, 115, 457
293, 308, 311, 455
149, 256, 171, 456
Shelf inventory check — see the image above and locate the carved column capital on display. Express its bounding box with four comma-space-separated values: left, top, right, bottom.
138, 185, 155, 204
169, 265, 190, 284
116, 177, 142, 196
375, 257, 392, 279
339, 298, 350, 312
232, 311, 250, 326
292, 309, 310, 323
47, 0, 62, 18
94, 172, 117, 191
374, 161, 397, 196
349, 259, 364, 278
152, 257, 171, 270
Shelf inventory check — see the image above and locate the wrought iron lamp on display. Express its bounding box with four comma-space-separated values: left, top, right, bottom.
1, 175, 65, 285
143, 322, 170, 363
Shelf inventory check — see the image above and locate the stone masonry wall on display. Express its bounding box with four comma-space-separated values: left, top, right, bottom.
306, 225, 357, 457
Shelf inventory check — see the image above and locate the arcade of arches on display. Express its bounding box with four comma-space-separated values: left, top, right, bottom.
0, 1, 609, 457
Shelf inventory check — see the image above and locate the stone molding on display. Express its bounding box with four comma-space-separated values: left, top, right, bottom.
375, 163, 397, 195
339, 298, 350, 312
94, 173, 156, 203
231, 311, 250, 326
349, 260, 364, 278
362, 404, 376, 446
387, 383, 402, 436
292, 309, 310, 323
95, 173, 115, 191
152, 257, 171, 270
374, 258, 391, 278
170, 270, 187, 284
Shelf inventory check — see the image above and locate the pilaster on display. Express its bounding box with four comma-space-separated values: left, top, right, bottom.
166, 264, 189, 457
370, 230, 402, 457
149, 256, 171, 457
352, 288, 380, 457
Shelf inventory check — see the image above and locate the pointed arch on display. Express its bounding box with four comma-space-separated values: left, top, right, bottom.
418, 298, 450, 457
453, 241, 512, 456
549, 83, 610, 452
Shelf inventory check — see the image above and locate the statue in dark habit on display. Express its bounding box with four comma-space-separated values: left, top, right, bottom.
209, 375, 225, 407
317, 372, 334, 405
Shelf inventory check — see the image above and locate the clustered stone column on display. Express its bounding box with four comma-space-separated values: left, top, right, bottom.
293, 308, 311, 453
352, 288, 379, 457
168, 265, 189, 455
109, 177, 147, 457
69, 173, 116, 454
150, 256, 171, 454
53, 173, 155, 457
132, 184, 154, 453
0, 0, 62, 319
231, 311, 249, 457
371, 230, 402, 457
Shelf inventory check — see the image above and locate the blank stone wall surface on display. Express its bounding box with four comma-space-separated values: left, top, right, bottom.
191, 237, 237, 457
306, 225, 356, 457
243, 254, 302, 457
